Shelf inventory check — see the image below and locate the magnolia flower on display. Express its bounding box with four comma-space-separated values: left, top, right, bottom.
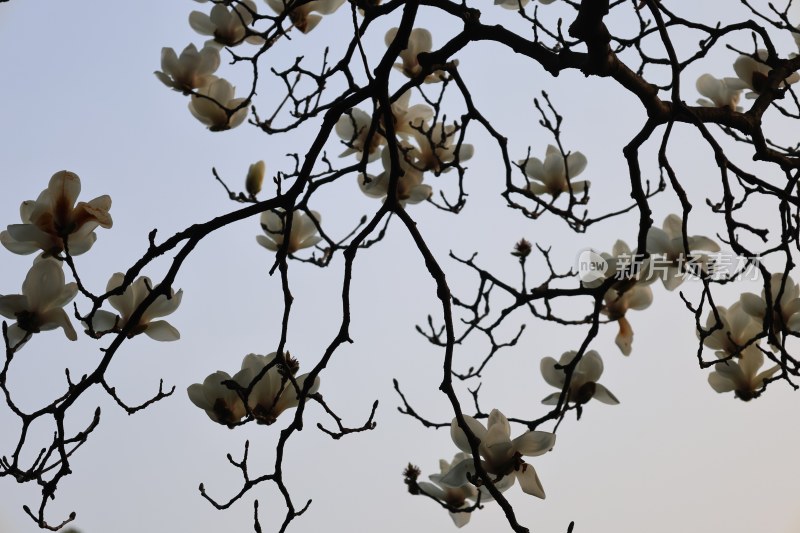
1, 171, 112, 256
246, 160, 265, 196
701, 301, 761, 357
444, 409, 555, 499
417, 452, 513, 528
154, 44, 220, 94
411, 122, 474, 174
581, 239, 654, 288
187, 369, 251, 426
188, 78, 248, 131
335, 107, 384, 160
740, 272, 800, 346
257, 208, 322, 254
266, 0, 345, 33
89, 273, 182, 341
391, 91, 434, 137
708, 345, 779, 401
733, 49, 800, 99
519, 144, 588, 198
359, 146, 431, 205
189, 0, 261, 47
385, 27, 445, 83
540, 350, 619, 405
602, 280, 653, 355
0, 259, 78, 347
645, 214, 719, 290
695, 73, 744, 111
240, 352, 320, 425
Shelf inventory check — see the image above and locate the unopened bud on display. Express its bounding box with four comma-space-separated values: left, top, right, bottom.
246, 160, 265, 196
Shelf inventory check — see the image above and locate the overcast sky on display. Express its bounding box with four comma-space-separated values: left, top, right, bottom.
1, 1, 800, 533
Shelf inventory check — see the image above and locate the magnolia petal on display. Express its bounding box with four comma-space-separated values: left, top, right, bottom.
615, 316, 633, 356
580, 350, 604, 382
740, 293, 765, 319
516, 463, 546, 498
592, 383, 620, 405
540, 356, 563, 388
0, 230, 41, 254
256, 234, 279, 251
512, 431, 555, 457
0, 295, 29, 318
450, 415, 488, 454
541, 392, 560, 405
88, 310, 120, 332
417, 481, 446, 500
566, 151, 587, 178
438, 457, 475, 487
708, 370, 736, 393
449, 508, 471, 528
144, 320, 181, 341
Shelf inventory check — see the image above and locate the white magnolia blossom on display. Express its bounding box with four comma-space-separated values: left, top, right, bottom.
385, 27, 445, 83
444, 409, 555, 499
417, 452, 513, 528
695, 73, 744, 111
189, 0, 261, 47
740, 272, 800, 346
391, 91, 434, 137
645, 214, 719, 290
733, 49, 800, 99
335, 107, 384, 160
188, 369, 251, 426
266, 0, 345, 34
602, 280, 653, 356
0, 259, 78, 347
257, 208, 322, 254
411, 122, 474, 174
154, 43, 220, 94
708, 345, 779, 401
1, 171, 112, 256
246, 160, 265, 196
701, 301, 761, 357
90, 273, 182, 341
581, 239, 654, 288
359, 146, 432, 205
240, 352, 320, 424
188, 78, 248, 131
520, 144, 588, 198
540, 350, 619, 406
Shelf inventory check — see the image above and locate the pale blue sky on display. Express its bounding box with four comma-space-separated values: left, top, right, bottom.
1, 1, 799, 533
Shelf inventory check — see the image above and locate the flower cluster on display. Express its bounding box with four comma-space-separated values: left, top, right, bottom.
188, 352, 320, 427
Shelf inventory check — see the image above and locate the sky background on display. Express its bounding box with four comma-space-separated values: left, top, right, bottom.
1, 1, 800, 532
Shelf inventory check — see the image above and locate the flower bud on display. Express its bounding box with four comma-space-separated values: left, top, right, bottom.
246, 160, 265, 196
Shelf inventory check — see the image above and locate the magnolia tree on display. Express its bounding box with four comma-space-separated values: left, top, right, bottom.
2, 0, 800, 532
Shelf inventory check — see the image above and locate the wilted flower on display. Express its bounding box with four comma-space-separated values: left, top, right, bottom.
411, 122, 474, 174
246, 160, 265, 196
511, 238, 532, 258
733, 49, 800, 99
1, 171, 112, 257
240, 352, 320, 425
444, 409, 555, 499
700, 301, 761, 357
740, 272, 800, 347
644, 214, 719, 290
256, 208, 322, 254
188, 78, 249, 131
154, 44, 220, 94
89, 273, 182, 341
187, 369, 251, 426
189, 0, 261, 47
540, 350, 619, 405
602, 280, 653, 356
519, 144, 588, 198
266, 0, 345, 33
695, 73, 744, 110
708, 345, 778, 401
359, 146, 431, 206
0, 259, 78, 347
